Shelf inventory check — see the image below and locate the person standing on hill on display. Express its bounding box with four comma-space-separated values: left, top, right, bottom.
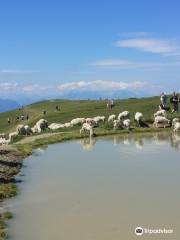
159, 92, 167, 109
171, 92, 179, 113
110, 99, 114, 109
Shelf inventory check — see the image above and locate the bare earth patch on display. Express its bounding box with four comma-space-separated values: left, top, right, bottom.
16, 132, 64, 144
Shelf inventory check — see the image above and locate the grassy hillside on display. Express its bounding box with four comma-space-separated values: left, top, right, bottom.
0, 97, 179, 134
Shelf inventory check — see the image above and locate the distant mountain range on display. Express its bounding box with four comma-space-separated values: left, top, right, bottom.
0, 99, 20, 113
58, 89, 149, 100
0, 90, 151, 113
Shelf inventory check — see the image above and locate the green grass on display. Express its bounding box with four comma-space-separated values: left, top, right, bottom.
0, 219, 6, 240
0, 212, 13, 240
0, 183, 18, 200
2, 212, 13, 220
1, 97, 180, 134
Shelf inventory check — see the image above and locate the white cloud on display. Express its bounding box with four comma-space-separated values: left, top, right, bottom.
93, 59, 180, 70
0, 69, 37, 74
0, 82, 50, 94
0, 82, 19, 90
21, 84, 50, 92
57, 80, 145, 92
115, 38, 178, 54
94, 59, 135, 68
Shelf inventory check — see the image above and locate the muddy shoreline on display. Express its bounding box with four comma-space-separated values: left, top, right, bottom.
0, 146, 24, 184
0, 146, 26, 239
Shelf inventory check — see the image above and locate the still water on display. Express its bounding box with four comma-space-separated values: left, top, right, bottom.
7, 133, 180, 239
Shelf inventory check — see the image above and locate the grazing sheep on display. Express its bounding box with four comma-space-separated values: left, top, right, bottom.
108, 114, 116, 123
123, 119, 131, 129
172, 118, 180, 127
118, 111, 130, 120
154, 109, 166, 118
16, 125, 26, 135
173, 122, 180, 132
0, 133, 5, 138
32, 119, 48, 133
48, 123, 65, 130
0, 137, 10, 145
24, 125, 33, 135
16, 124, 32, 135
64, 122, 72, 128
93, 116, 105, 124
80, 123, 94, 137
153, 116, 170, 128
86, 118, 97, 127
113, 119, 122, 130
135, 112, 143, 127
31, 126, 37, 133
70, 118, 86, 126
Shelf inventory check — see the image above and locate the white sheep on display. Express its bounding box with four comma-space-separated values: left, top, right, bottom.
71, 118, 86, 126
24, 125, 33, 135
93, 116, 105, 124
108, 114, 116, 123
86, 118, 97, 127
64, 122, 72, 128
48, 123, 65, 130
31, 119, 48, 133
153, 116, 170, 128
173, 122, 180, 132
154, 109, 166, 118
16, 125, 26, 135
113, 119, 122, 130
172, 118, 180, 127
135, 112, 143, 127
80, 123, 94, 137
123, 119, 131, 129
118, 111, 130, 120
0, 137, 10, 145
16, 124, 32, 135
0, 133, 5, 138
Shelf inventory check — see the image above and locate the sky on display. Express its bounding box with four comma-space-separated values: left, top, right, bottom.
0, 0, 180, 101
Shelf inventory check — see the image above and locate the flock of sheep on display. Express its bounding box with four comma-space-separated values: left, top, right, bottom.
0, 109, 180, 145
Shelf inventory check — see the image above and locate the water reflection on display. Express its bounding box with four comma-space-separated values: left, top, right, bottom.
78, 137, 97, 151
170, 133, 180, 150
78, 132, 180, 151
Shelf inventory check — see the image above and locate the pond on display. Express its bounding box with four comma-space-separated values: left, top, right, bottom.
7, 133, 180, 239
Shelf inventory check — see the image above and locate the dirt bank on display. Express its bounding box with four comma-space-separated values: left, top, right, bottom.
0, 145, 24, 183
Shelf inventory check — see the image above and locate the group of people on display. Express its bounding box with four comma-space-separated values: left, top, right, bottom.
160, 92, 179, 113
7, 114, 29, 124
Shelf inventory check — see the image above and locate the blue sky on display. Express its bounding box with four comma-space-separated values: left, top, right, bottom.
0, 0, 180, 100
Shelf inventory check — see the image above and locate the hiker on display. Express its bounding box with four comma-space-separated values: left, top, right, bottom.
106, 101, 110, 110
170, 92, 179, 113
159, 92, 167, 109
55, 105, 60, 111
21, 115, 25, 121
7, 118, 11, 124
26, 114, 29, 121
110, 99, 114, 110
